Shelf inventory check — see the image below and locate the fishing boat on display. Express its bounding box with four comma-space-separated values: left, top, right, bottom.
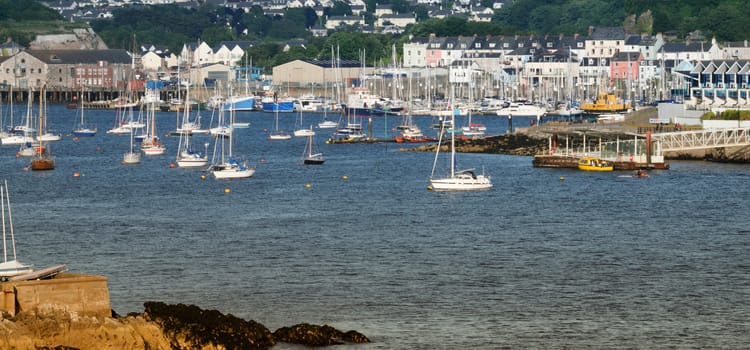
30, 86, 55, 171
302, 126, 325, 165
223, 95, 256, 112
72, 87, 97, 137
577, 157, 614, 171
581, 93, 632, 114
0, 180, 34, 279
343, 87, 402, 116
429, 86, 492, 191
210, 108, 255, 179
261, 92, 295, 113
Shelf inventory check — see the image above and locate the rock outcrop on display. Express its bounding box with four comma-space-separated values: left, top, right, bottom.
405, 133, 547, 156
0, 302, 369, 350
273, 323, 370, 346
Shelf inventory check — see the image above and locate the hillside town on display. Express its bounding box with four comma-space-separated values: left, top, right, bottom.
3, 23, 750, 116
41, 0, 503, 35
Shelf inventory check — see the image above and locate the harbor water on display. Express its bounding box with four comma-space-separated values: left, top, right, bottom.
3, 104, 749, 348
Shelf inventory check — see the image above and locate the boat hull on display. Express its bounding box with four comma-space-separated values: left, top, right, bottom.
304, 158, 325, 165
262, 102, 295, 112
122, 152, 141, 164
224, 96, 255, 111
0, 259, 34, 278
345, 107, 402, 116
318, 121, 338, 129
429, 175, 493, 191
72, 129, 97, 137
577, 157, 614, 171
176, 157, 208, 168
268, 133, 292, 140
211, 164, 255, 179
30, 158, 55, 171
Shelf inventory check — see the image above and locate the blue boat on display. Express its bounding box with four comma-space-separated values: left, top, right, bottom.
223, 95, 255, 111
262, 100, 295, 113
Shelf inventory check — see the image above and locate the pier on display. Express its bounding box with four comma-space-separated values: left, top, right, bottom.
532, 127, 670, 170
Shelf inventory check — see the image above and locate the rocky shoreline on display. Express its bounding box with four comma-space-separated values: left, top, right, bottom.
0, 302, 369, 350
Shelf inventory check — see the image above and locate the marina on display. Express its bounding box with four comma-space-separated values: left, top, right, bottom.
0, 104, 748, 348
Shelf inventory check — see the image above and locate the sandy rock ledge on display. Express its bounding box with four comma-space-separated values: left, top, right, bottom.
0, 302, 369, 350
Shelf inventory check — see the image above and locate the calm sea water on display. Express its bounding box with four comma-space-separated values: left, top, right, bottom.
3, 104, 749, 349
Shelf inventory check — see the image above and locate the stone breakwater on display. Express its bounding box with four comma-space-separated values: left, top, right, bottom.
403, 133, 548, 156
0, 302, 369, 350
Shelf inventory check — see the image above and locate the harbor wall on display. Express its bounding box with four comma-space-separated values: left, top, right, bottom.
0, 273, 110, 317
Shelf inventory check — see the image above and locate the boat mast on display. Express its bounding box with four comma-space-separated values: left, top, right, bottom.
38, 85, 44, 156
4, 180, 17, 261
450, 84, 456, 177
1, 182, 6, 263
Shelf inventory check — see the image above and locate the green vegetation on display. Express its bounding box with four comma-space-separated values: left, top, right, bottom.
625, 0, 750, 41
0, 0, 70, 46
701, 110, 750, 121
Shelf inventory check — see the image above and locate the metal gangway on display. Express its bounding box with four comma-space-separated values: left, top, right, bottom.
650, 127, 750, 152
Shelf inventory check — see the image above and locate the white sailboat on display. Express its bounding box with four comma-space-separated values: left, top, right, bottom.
268, 106, 291, 140
122, 127, 141, 164
2, 88, 35, 146
302, 126, 324, 165
317, 56, 339, 129
429, 86, 492, 191
210, 107, 255, 179
293, 109, 314, 137
140, 101, 165, 155
72, 86, 97, 137
176, 97, 208, 168
0, 180, 33, 278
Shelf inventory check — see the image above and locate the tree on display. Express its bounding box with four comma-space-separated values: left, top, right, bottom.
241, 5, 272, 38
327, 1, 353, 17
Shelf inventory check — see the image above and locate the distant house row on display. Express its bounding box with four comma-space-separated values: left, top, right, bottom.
402, 27, 750, 102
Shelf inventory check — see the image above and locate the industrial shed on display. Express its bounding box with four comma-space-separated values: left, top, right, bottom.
271, 58, 374, 89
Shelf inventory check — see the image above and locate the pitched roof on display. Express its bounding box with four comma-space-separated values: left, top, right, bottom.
589, 26, 626, 40
299, 58, 372, 68
26, 49, 132, 64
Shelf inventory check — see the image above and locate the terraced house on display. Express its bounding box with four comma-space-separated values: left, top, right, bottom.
0, 50, 132, 90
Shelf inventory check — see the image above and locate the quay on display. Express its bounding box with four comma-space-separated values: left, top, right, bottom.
1, 271, 111, 318
528, 120, 670, 170
0, 85, 248, 106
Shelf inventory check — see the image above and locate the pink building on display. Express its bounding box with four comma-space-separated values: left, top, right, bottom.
610, 51, 642, 82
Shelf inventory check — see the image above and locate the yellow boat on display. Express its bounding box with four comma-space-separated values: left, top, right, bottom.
581, 93, 632, 113
577, 157, 614, 171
